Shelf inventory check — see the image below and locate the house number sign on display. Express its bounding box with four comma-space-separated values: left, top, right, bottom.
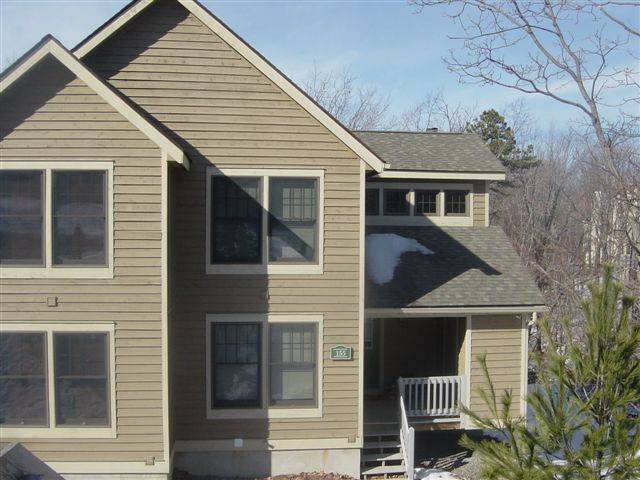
330, 345, 352, 361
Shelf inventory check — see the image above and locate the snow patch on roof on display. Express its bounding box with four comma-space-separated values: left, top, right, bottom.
366, 233, 433, 285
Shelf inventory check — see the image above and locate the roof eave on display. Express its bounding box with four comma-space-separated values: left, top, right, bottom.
374, 170, 506, 181
366, 304, 548, 317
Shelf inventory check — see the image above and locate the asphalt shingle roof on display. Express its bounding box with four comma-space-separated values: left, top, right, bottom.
366, 226, 545, 308
352, 131, 505, 173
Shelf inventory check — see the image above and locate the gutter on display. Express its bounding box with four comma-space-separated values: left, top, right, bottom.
366, 305, 549, 318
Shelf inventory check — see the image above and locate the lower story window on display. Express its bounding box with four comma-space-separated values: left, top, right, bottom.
269, 323, 317, 407
0, 325, 114, 437
0, 332, 47, 426
54, 333, 109, 426
211, 323, 261, 408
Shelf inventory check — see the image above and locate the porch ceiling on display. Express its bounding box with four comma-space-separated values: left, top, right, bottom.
365, 225, 545, 309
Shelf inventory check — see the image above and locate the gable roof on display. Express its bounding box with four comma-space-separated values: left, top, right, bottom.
0, 35, 189, 169
366, 225, 546, 310
72, 0, 387, 173
353, 131, 506, 180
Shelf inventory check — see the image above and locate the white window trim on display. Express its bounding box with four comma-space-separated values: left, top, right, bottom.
366, 182, 474, 227
0, 322, 117, 439
205, 167, 324, 275
0, 161, 114, 279
205, 313, 323, 420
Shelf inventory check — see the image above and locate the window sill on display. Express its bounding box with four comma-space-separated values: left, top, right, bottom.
0, 425, 116, 439
0, 266, 114, 279
206, 407, 322, 420
206, 263, 323, 275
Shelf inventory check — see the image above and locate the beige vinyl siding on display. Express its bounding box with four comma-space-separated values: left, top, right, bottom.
86, 0, 361, 443
468, 315, 524, 417
0, 57, 165, 462
472, 181, 487, 227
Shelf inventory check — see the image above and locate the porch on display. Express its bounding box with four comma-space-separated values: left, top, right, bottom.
361, 317, 466, 479
364, 316, 466, 425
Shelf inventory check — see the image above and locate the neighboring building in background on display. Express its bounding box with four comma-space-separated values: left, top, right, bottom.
0, 0, 546, 478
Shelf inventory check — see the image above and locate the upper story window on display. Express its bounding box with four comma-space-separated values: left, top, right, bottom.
415, 189, 439, 216
383, 189, 410, 216
366, 182, 474, 226
206, 168, 324, 275
0, 171, 43, 266
445, 190, 468, 216
0, 324, 115, 438
365, 189, 380, 216
0, 162, 113, 279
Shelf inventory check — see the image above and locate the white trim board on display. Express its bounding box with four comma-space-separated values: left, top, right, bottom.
374, 171, 506, 181
0, 36, 189, 169
72, 0, 386, 173
366, 306, 548, 318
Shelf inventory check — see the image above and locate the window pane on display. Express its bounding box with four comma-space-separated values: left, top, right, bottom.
270, 323, 316, 406
383, 190, 410, 216
445, 190, 467, 215
0, 333, 47, 426
54, 333, 109, 426
212, 323, 261, 408
211, 177, 262, 264
365, 189, 379, 216
53, 171, 106, 265
415, 190, 438, 215
269, 178, 317, 263
0, 171, 43, 265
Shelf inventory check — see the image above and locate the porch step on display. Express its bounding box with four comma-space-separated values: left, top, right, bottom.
361, 452, 403, 463
362, 440, 401, 450
361, 464, 406, 476
364, 423, 399, 437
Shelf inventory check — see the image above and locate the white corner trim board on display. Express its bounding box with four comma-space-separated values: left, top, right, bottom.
0, 36, 189, 169
72, 0, 386, 173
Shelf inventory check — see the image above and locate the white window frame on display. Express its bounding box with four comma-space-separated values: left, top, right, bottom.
0, 322, 117, 439
366, 182, 474, 227
0, 161, 114, 279
205, 167, 324, 275
205, 313, 323, 420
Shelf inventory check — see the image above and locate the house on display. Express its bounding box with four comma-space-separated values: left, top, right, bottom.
0, 0, 546, 478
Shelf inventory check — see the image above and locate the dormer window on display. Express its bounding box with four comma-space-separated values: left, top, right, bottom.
444, 190, 468, 216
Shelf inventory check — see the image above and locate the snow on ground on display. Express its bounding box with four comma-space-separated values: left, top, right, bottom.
366, 233, 433, 285
414, 468, 462, 480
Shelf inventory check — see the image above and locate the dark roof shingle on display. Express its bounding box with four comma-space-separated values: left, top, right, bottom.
352, 130, 504, 173
366, 226, 545, 309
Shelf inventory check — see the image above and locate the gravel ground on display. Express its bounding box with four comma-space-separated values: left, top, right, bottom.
175, 472, 356, 480
413, 430, 486, 480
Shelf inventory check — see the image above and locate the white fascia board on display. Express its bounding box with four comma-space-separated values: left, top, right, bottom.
366, 305, 548, 318
374, 170, 506, 181
74, 0, 155, 58
72, 0, 386, 173
1, 37, 189, 170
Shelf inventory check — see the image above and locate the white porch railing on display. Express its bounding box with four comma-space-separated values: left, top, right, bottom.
397, 381, 415, 480
398, 376, 464, 418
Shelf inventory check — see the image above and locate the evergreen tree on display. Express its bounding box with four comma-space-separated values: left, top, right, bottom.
466, 109, 538, 171
461, 266, 640, 479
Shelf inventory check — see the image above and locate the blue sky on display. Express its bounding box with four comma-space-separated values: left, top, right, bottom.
1, 0, 638, 132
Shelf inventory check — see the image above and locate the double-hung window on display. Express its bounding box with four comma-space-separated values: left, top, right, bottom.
206, 168, 324, 274
0, 324, 115, 438
0, 162, 113, 278
206, 314, 323, 419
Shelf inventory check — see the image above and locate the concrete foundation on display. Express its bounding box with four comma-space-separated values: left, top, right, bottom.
174, 448, 361, 478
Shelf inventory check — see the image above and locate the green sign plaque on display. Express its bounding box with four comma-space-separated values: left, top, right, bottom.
330, 345, 352, 361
